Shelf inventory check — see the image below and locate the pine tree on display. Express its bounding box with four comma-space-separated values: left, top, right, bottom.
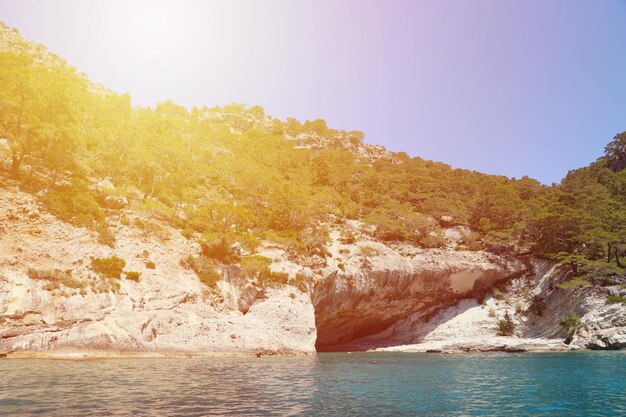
497, 311, 516, 336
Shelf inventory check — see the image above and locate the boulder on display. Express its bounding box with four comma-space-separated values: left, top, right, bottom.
607, 287, 621, 297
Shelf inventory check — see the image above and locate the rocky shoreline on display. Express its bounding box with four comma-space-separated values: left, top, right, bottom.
1, 186, 625, 357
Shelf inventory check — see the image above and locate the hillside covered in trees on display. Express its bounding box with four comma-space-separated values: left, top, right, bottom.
1, 21, 626, 284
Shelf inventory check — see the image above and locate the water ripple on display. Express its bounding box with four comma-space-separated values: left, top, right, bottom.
0, 352, 625, 416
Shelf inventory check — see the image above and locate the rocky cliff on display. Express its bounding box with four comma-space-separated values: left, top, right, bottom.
0, 185, 624, 358
0, 185, 315, 357
312, 248, 526, 350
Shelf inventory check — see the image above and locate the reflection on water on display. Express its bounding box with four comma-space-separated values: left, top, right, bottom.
1, 352, 625, 416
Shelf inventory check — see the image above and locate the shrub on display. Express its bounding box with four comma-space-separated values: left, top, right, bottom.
91, 256, 126, 279
488, 307, 497, 318
27, 268, 85, 290
125, 271, 141, 282
559, 315, 581, 329
364, 203, 439, 243
42, 181, 116, 247
145, 261, 156, 269
239, 255, 291, 287
558, 277, 590, 289
497, 311, 516, 336
515, 301, 525, 315
41, 181, 105, 228
185, 255, 221, 288
264, 228, 329, 258
606, 295, 626, 305
200, 237, 240, 263
240, 255, 272, 278
578, 261, 624, 284
261, 270, 289, 286
339, 229, 357, 244
292, 272, 308, 292
96, 223, 116, 247
198, 267, 221, 287
297, 226, 330, 258
359, 246, 378, 258
337, 262, 345, 271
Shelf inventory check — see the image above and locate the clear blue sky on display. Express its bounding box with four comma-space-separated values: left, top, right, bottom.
1, 0, 625, 184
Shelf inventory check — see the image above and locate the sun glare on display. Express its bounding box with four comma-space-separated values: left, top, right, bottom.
123, 0, 179, 47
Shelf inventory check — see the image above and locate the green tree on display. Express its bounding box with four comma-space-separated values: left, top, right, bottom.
497, 311, 516, 336
603, 131, 626, 172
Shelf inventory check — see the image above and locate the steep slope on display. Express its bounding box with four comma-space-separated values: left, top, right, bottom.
1, 21, 625, 356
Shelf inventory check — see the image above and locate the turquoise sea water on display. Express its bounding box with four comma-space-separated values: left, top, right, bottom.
1, 352, 625, 416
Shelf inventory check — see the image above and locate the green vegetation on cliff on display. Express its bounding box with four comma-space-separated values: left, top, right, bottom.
1, 21, 625, 281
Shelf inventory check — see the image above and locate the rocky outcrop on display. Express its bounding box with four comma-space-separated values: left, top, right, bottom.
312, 250, 528, 350
285, 131, 393, 162
367, 262, 570, 352
367, 262, 626, 353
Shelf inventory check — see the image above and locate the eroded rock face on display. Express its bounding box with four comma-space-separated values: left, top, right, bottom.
0, 187, 316, 357
0, 277, 316, 356
522, 265, 626, 350
363, 261, 626, 353
312, 250, 529, 350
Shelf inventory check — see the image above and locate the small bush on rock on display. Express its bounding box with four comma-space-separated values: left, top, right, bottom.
292, 272, 308, 292
240, 255, 272, 278
125, 271, 141, 282
91, 256, 126, 279
267, 271, 289, 286
559, 315, 581, 329
200, 237, 240, 263
27, 268, 85, 290
606, 295, 626, 305
359, 245, 378, 258
185, 255, 221, 288
558, 277, 590, 289
339, 229, 357, 244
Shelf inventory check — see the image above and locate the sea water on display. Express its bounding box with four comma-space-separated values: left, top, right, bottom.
1, 352, 625, 416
